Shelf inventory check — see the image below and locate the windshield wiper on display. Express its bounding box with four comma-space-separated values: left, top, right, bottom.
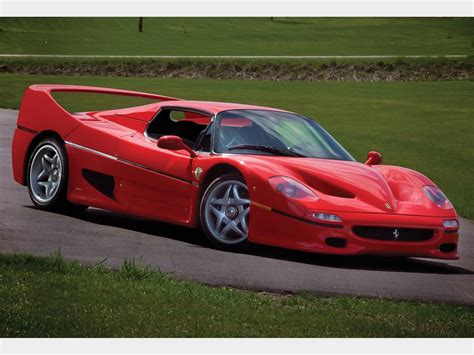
227, 144, 306, 157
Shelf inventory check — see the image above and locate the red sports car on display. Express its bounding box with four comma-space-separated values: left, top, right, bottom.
12, 85, 460, 259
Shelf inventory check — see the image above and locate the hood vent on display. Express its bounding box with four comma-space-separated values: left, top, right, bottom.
305, 176, 355, 199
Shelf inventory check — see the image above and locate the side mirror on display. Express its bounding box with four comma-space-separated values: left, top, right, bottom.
365, 151, 382, 166
157, 135, 197, 158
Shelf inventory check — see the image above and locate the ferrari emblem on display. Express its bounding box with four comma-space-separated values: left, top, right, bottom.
194, 167, 203, 179
393, 229, 399, 240
385, 203, 391, 209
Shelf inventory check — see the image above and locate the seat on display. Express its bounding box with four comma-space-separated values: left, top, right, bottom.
169, 120, 206, 148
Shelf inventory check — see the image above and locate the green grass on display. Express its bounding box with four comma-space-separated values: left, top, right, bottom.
1, 252, 473, 337
1, 74, 473, 218
0, 18, 473, 56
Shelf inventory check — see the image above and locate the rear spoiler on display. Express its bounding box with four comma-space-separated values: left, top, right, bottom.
28, 84, 182, 102
17, 84, 182, 137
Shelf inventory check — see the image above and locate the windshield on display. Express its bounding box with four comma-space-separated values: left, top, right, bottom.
214, 109, 355, 161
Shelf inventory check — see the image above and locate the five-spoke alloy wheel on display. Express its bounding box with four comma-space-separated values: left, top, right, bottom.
27, 137, 86, 212
200, 174, 250, 250
29, 143, 63, 204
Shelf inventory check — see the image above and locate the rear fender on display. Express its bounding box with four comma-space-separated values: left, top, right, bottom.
13, 84, 181, 185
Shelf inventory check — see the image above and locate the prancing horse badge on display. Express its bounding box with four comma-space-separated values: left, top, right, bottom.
194, 167, 203, 179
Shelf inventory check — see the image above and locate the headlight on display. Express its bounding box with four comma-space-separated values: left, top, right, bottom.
443, 219, 459, 229
268, 176, 319, 201
313, 212, 342, 223
423, 185, 453, 209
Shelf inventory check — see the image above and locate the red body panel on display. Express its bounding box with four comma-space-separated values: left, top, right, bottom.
251, 207, 458, 259
11, 127, 36, 185
116, 133, 196, 224
12, 84, 460, 260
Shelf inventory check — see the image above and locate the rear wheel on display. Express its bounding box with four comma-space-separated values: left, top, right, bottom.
27, 137, 87, 213
200, 173, 250, 251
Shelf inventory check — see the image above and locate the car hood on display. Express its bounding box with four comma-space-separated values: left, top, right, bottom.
234, 155, 456, 217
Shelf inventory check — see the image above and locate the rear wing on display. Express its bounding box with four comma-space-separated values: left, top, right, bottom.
28, 84, 182, 102
17, 84, 182, 137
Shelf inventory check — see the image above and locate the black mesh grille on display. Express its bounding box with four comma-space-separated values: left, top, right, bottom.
352, 226, 434, 242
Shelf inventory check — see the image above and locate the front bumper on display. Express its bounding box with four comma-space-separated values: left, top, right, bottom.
249, 205, 459, 260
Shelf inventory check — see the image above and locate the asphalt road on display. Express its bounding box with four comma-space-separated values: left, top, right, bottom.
1, 108, 473, 304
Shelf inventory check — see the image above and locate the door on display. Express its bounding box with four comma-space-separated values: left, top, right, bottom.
115, 133, 195, 225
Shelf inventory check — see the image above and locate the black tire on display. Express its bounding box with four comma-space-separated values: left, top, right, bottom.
200, 173, 250, 251
26, 137, 87, 213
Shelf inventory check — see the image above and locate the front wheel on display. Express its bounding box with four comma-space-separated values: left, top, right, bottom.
200, 173, 250, 251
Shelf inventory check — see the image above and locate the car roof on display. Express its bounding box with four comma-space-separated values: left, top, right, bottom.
159, 100, 292, 115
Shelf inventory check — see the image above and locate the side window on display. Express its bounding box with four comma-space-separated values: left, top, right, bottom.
170, 110, 186, 121
146, 109, 211, 148
195, 123, 213, 152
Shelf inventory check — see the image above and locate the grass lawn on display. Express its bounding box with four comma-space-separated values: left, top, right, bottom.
1, 74, 473, 219
1, 252, 473, 337
0, 18, 473, 56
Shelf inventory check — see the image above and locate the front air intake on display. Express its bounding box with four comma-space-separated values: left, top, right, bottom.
325, 237, 347, 248
439, 243, 457, 253
352, 226, 434, 242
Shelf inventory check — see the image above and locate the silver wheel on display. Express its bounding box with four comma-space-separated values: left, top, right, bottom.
203, 179, 250, 245
29, 144, 63, 204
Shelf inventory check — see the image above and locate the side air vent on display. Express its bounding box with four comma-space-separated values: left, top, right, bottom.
82, 169, 115, 199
